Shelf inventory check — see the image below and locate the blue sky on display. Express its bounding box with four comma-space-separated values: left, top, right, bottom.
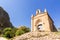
0, 0, 60, 29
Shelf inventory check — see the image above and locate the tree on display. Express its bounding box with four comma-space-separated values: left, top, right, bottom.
18, 26, 30, 33
3, 28, 12, 33
2, 26, 30, 38
15, 29, 25, 36
15, 26, 30, 36
2, 28, 15, 38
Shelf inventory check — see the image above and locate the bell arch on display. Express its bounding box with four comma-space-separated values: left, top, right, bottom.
35, 19, 44, 31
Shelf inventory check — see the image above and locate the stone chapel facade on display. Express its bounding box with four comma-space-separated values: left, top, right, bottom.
31, 9, 57, 32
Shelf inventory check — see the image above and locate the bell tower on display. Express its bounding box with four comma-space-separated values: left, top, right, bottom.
31, 9, 57, 32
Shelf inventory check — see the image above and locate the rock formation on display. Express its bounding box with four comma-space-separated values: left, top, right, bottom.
0, 7, 13, 30
13, 32, 60, 40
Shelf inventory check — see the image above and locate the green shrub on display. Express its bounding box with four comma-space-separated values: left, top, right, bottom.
1, 26, 30, 38
18, 26, 30, 33
15, 30, 25, 36
3, 31, 14, 38
2, 28, 15, 38
55, 32, 60, 35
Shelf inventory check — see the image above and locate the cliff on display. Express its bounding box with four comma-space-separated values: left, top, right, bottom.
0, 7, 13, 30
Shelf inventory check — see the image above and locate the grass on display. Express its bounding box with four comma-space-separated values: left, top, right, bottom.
54, 32, 60, 35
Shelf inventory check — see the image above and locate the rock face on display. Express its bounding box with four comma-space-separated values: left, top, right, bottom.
13, 32, 60, 40
0, 7, 13, 30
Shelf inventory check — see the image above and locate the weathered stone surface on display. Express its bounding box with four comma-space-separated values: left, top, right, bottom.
0, 37, 8, 40
13, 32, 60, 40
0, 7, 13, 29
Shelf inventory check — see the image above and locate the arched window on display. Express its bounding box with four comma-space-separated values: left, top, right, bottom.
37, 24, 43, 31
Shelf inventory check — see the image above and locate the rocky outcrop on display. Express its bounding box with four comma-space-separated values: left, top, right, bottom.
0, 7, 13, 30
13, 32, 60, 40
